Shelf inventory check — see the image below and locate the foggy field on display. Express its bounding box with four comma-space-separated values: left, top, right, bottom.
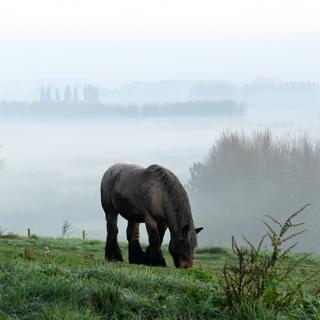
1, 110, 320, 251
1, 236, 320, 319
0, 116, 220, 240
2, 0, 320, 318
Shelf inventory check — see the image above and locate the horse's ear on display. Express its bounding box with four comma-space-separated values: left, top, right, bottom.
195, 227, 203, 234
182, 224, 190, 237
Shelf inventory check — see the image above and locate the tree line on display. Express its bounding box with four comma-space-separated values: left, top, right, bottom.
40, 85, 99, 104
0, 100, 245, 119
188, 130, 320, 251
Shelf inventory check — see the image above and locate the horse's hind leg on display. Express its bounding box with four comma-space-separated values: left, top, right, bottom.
144, 215, 166, 267
104, 207, 123, 262
145, 221, 167, 266
127, 221, 145, 264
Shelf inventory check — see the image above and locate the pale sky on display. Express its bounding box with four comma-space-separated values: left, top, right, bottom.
1, 0, 320, 99
1, 0, 320, 35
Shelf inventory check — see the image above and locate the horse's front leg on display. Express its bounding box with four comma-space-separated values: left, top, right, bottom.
144, 215, 166, 267
105, 208, 123, 262
127, 221, 145, 264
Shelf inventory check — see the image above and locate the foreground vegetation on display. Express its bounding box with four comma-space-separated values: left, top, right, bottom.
1, 234, 320, 319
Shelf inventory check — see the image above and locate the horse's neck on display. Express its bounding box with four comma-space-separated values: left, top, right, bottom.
166, 206, 192, 238
166, 208, 180, 236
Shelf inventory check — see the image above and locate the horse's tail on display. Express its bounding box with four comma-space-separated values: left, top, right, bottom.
100, 164, 123, 211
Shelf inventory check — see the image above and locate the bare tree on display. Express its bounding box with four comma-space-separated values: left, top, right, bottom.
0, 227, 7, 237
61, 220, 73, 238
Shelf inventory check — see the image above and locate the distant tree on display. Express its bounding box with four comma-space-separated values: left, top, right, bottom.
0, 226, 6, 236
188, 130, 320, 250
87, 85, 93, 102
73, 87, 79, 103
93, 86, 99, 102
91, 86, 99, 103
45, 86, 52, 103
83, 85, 88, 102
54, 88, 61, 103
83, 84, 99, 103
61, 220, 72, 238
88, 85, 93, 102
63, 86, 72, 103
40, 86, 46, 103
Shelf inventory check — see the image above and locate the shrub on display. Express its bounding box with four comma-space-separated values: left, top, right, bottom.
0, 227, 7, 237
0, 232, 20, 239
19, 248, 36, 261
188, 130, 320, 250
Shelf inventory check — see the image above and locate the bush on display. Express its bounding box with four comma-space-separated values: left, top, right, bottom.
0, 227, 7, 237
188, 130, 320, 250
0, 232, 20, 239
19, 248, 36, 260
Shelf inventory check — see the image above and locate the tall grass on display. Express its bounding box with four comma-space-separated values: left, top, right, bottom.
1, 236, 320, 319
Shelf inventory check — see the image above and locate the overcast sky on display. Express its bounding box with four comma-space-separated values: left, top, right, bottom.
1, 0, 320, 35
1, 0, 320, 98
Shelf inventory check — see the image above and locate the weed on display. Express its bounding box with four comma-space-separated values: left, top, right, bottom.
221, 204, 320, 310
19, 248, 36, 260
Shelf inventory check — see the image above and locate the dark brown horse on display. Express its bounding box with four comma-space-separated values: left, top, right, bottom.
101, 163, 203, 268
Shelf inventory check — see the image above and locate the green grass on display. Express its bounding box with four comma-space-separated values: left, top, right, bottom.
1, 236, 320, 319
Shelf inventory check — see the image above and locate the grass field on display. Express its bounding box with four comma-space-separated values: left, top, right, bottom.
1, 236, 320, 319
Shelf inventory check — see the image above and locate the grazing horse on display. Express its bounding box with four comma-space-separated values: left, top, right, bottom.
101, 163, 203, 268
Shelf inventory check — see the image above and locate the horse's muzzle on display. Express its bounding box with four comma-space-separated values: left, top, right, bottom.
179, 260, 193, 268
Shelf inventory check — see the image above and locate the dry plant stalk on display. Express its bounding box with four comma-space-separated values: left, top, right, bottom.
222, 204, 320, 309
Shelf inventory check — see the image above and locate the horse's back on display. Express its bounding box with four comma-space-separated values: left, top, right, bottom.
101, 164, 144, 209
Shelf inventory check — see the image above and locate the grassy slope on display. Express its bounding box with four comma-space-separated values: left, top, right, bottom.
1, 237, 320, 319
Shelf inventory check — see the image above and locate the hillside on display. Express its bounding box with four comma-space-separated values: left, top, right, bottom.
1, 236, 320, 319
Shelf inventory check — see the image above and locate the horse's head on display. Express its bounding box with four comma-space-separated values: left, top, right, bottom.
169, 225, 203, 268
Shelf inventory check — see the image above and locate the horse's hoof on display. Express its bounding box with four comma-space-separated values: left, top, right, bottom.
128, 253, 145, 265
153, 261, 166, 267
128, 244, 145, 264
146, 255, 167, 267
106, 255, 124, 262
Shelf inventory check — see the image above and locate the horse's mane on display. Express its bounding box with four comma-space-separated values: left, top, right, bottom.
146, 164, 194, 230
